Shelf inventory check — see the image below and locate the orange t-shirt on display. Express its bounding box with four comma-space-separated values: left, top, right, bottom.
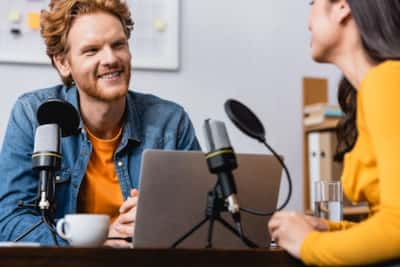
78, 127, 124, 223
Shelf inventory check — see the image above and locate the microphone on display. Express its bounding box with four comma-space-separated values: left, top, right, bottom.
32, 124, 61, 210
14, 98, 80, 244
203, 119, 240, 218
172, 118, 259, 249
32, 98, 80, 210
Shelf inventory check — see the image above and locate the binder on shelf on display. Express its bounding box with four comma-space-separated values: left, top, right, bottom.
308, 131, 343, 211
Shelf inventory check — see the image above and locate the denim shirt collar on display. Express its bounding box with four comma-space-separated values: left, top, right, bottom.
124, 92, 142, 143
64, 85, 142, 143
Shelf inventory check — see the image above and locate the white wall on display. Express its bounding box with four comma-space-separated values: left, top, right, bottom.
0, 0, 341, 211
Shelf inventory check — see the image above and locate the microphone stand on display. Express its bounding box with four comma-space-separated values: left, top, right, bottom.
14, 168, 59, 245
171, 182, 258, 249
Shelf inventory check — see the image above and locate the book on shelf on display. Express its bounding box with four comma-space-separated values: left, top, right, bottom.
304, 102, 343, 126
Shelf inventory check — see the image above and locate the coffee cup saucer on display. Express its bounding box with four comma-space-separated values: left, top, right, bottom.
0, 241, 41, 247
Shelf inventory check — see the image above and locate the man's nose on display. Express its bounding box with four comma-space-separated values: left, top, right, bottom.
307, 13, 313, 32
101, 46, 118, 66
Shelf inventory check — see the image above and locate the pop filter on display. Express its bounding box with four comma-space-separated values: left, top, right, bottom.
37, 98, 80, 137
224, 99, 266, 142
224, 98, 293, 216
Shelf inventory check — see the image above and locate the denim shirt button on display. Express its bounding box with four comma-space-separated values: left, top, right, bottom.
117, 161, 123, 167
55, 176, 61, 182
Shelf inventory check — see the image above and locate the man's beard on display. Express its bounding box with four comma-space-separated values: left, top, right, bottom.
76, 68, 131, 102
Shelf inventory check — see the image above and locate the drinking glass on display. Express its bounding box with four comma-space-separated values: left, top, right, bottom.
313, 181, 343, 222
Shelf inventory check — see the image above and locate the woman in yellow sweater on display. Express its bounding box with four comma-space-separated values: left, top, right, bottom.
268, 0, 400, 266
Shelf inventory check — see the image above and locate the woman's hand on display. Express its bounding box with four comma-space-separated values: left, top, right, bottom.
268, 211, 317, 258
304, 215, 329, 231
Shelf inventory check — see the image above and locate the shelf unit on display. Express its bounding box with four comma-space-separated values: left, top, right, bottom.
302, 77, 369, 220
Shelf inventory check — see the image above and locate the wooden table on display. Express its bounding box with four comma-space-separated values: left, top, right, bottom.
1, 247, 399, 267
0, 247, 303, 267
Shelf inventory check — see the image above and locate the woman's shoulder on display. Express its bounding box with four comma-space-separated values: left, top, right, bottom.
359, 60, 400, 129
361, 60, 400, 99
362, 60, 400, 89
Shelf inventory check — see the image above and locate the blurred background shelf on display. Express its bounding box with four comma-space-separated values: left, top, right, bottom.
302, 77, 368, 222
304, 118, 339, 133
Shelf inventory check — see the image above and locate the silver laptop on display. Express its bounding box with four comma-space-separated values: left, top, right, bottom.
133, 149, 282, 249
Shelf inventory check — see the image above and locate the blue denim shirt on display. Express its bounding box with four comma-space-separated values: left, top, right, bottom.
0, 85, 200, 245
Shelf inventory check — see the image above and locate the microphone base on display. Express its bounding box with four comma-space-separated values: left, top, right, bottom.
15, 175, 59, 245
171, 184, 257, 249
13, 208, 60, 246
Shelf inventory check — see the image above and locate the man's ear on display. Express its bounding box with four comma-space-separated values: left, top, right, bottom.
334, 0, 352, 24
53, 54, 71, 78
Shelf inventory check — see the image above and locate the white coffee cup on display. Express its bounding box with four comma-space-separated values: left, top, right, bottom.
56, 214, 110, 247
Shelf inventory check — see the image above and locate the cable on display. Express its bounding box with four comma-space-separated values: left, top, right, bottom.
239, 140, 293, 217
236, 221, 258, 248
41, 210, 59, 246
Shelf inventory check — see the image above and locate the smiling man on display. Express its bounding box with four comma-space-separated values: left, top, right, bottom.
0, 0, 200, 247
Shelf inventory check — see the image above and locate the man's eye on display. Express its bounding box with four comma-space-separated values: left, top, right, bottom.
114, 42, 127, 48
84, 48, 97, 55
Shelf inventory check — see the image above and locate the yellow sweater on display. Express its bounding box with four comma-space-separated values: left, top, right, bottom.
301, 60, 400, 266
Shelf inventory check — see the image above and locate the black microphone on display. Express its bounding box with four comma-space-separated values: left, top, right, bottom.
203, 119, 240, 219
32, 124, 61, 210
14, 99, 80, 244
32, 99, 80, 210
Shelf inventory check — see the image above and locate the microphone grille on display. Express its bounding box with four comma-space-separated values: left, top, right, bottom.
33, 124, 61, 153
203, 119, 231, 153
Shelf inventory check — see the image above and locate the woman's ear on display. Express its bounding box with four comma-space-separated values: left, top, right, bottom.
334, 0, 352, 24
53, 54, 71, 78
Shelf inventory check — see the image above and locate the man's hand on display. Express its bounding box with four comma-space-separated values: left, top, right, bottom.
105, 189, 138, 247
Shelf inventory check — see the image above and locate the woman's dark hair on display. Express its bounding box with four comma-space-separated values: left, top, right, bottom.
335, 77, 357, 161
335, 0, 400, 161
